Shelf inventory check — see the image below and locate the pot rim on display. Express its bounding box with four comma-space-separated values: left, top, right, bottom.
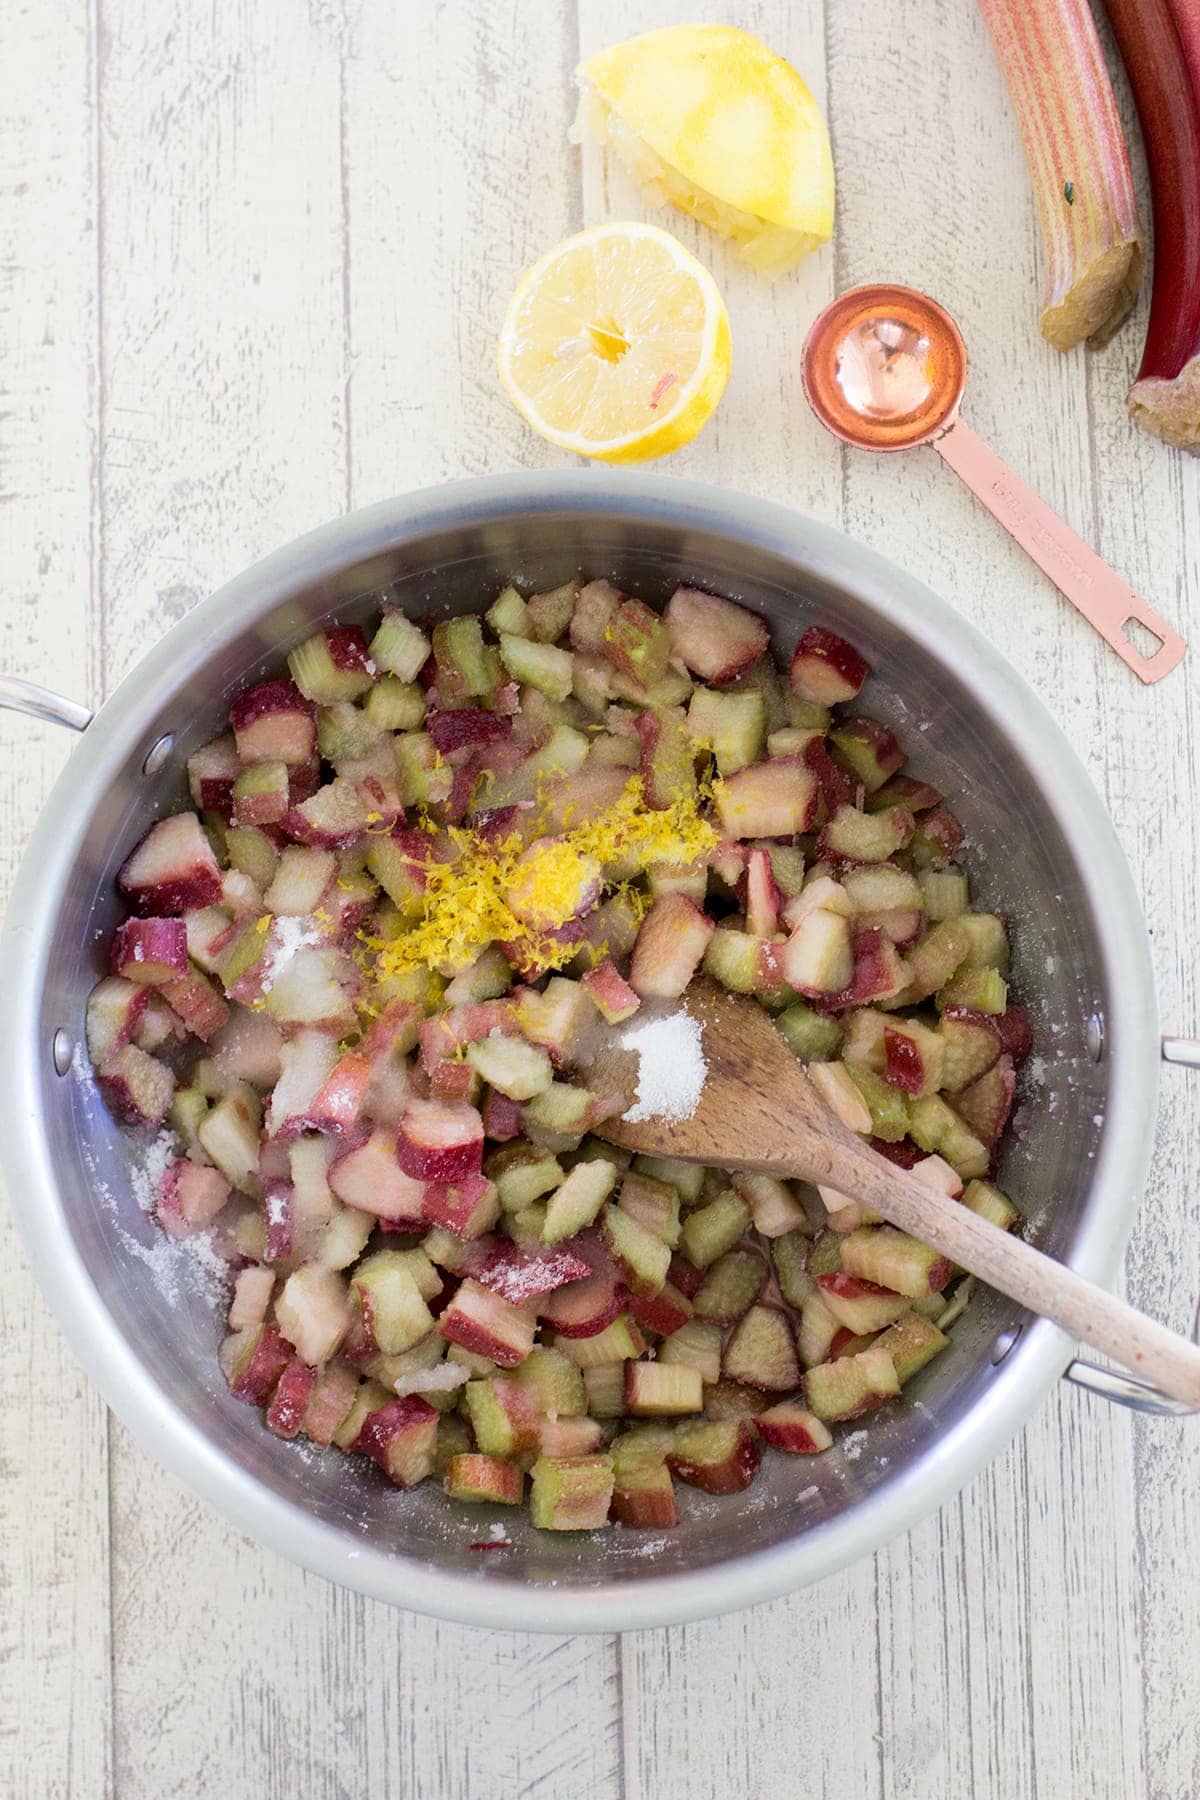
0, 469, 1159, 1632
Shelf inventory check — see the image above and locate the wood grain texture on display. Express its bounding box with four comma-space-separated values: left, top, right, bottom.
828, 6, 1151, 1797
0, 4, 113, 1799
1, 0, 1198, 1796
1085, 21, 1200, 1800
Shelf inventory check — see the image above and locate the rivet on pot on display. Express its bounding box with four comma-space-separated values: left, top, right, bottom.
142, 734, 174, 776
991, 1326, 1021, 1365
52, 1030, 73, 1076
1086, 1012, 1105, 1063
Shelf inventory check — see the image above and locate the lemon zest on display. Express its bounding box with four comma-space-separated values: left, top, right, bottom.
363, 775, 715, 982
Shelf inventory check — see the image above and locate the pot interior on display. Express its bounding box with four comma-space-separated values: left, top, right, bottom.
33, 496, 1119, 1603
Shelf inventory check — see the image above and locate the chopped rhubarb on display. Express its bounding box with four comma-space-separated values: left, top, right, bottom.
118, 813, 223, 916
89, 584, 1035, 1536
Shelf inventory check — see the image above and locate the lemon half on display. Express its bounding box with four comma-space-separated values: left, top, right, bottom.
497, 220, 731, 463
574, 24, 834, 277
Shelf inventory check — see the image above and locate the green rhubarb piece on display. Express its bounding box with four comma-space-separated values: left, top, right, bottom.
552, 1314, 645, 1370
366, 835, 427, 917
686, 686, 767, 775
317, 702, 382, 762
805, 1231, 843, 1278
464, 1379, 534, 1457
582, 1363, 627, 1418
393, 731, 452, 806
433, 616, 493, 699
351, 1252, 435, 1355
956, 913, 1010, 972
679, 1190, 750, 1270
804, 1345, 900, 1422
692, 1248, 763, 1322
936, 966, 1008, 1015
775, 1002, 844, 1063
786, 697, 832, 730
908, 1095, 990, 1179
526, 580, 578, 643
434, 1413, 472, 1478
516, 1347, 586, 1418
223, 826, 279, 890
487, 1143, 565, 1212
542, 1157, 619, 1243
703, 927, 764, 995
611, 1425, 675, 1477
444, 1455, 523, 1504
962, 1179, 1021, 1231
603, 1204, 671, 1294
844, 1063, 911, 1141
168, 1086, 209, 1153
486, 584, 532, 637
604, 597, 670, 687
633, 1153, 706, 1205
465, 1034, 554, 1102
529, 1454, 615, 1531
369, 612, 431, 683
498, 633, 574, 702
523, 1082, 595, 1144
772, 1231, 815, 1308
364, 677, 425, 731
288, 632, 374, 704
658, 1320, 723, 1384
918, 868, 969, 921
901, 919, 973, 1003
873, 1311, 948, 1385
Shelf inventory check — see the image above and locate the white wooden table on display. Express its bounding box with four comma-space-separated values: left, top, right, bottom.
3, 1, 1198, 1794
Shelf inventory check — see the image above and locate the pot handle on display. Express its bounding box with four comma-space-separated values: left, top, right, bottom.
1060, 1032, 1200, 1415
1063, 1358, 1198, 1416
0, 676, 93, 733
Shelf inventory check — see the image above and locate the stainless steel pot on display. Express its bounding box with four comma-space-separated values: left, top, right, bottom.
0, 471, 1192, 1633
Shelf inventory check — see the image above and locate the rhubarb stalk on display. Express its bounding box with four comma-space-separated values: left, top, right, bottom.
978, 0, 1143, 350
1103, 0, 1200, 449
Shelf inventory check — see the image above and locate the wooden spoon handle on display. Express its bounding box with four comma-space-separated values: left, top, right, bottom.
837, 1148, 1200, 1410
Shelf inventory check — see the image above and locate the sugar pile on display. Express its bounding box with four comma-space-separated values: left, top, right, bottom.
619, 1007, 707, 1124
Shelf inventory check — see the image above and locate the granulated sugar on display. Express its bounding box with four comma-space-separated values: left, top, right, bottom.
619, 1007, 707, 1124
260, 915, 323, 994
129, 1127, 178, 1213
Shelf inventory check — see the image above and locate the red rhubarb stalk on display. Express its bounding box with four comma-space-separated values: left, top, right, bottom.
978, 0, 1143, 349
1104, 0, 1200, 449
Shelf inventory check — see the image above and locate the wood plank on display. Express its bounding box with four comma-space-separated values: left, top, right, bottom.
1084, 28, 1200, 1798
342, 7, 621, 1794
0, 2, 113, 1797
343, 0, 582, 496
829, 4, 1147, 1796
621, 1574, 883, 1800
96, 0, 348, 691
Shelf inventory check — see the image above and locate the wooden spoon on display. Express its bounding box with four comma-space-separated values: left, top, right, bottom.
592, 978, 1200, 1411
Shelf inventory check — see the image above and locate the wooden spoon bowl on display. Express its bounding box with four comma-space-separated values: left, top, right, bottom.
593, 978, 1200, 1411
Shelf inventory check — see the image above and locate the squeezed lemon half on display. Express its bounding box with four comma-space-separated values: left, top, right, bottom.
573, 24, 835, 277
497, 220, 731, 463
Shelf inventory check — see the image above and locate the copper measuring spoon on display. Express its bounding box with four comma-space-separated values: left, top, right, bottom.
802, 284, 1187, 685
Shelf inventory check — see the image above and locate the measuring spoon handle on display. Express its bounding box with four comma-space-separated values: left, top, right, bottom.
934, 416, 1186, 684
